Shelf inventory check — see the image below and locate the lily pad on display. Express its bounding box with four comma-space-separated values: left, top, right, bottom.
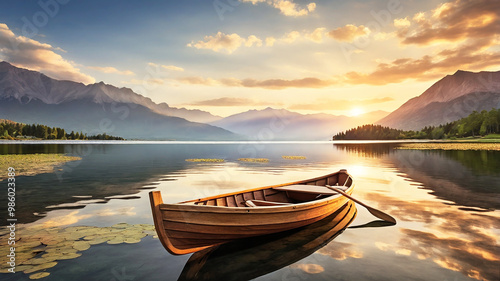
0, 268, 13, 273
124, 238, 141, 244
15, 265, 35, 272
112, 223, 130, 229
44, 252, 82, 260
24, 262, 58, 274
107, 237, 125, 245
87, 236, 113, 245
18, 241, 43, 249
72, 241, 91, 251
29, 272, 50, 279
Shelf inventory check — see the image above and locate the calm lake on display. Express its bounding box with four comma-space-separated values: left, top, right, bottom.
1, 142, 499, 281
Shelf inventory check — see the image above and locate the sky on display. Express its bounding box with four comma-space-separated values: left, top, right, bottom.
0, 0, 499, 117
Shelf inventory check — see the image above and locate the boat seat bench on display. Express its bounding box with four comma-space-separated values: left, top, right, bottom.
245, 200, 292, 207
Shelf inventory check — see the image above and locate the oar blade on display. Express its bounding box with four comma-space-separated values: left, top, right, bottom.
367, 208, 396, 225
326, 185, 397, 225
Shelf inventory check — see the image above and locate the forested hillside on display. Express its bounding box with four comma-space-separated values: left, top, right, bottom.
0, 120, 124, 140
334, 109, 500, 140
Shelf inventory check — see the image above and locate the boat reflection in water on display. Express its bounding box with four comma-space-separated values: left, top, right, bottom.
178, 201, 357, 281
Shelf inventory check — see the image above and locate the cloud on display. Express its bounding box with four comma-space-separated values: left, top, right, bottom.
176, 75, 335, 89
317, 241, 363, 260
271, 29, 326, 45
305, 27, 327, 43
176, 75, 334, 89
176, 76, 218, 86
362, 189, 499, 281
239, 77, 334, 89
272, 0, 316, 16
88, 66, 134, 76
148, 62, 184, 72
122, 78, 164, 86
189, 28, 328, 54
241, 0, 316, 17
186, 97, 281, 107
289, 97, 394, 111
338, 0, 500, 85
183, 37, 499, 88
281, 30, 301, 43
393, 17, 411, 28
245, 35, 263, 47
289, 264, 324, 274
265, 36, 276, 46
0, 23, 95, 84
328, 24, 370, 42
396, 0, 500, 45
187, 32, 263, 53
342, 38, 500, 85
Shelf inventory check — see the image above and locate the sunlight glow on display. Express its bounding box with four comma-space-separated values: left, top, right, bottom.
349, 108, 365, 116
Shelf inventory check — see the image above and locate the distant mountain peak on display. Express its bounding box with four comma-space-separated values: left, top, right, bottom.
0, 62, 235, 140
377, 69, 500, 130
453, 69, 469, 75
0, 61, 221, 123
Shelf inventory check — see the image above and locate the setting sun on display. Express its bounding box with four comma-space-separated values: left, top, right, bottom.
350, 108, 365, 117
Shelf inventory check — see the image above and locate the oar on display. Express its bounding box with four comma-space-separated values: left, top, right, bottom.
325, 185, 397, 224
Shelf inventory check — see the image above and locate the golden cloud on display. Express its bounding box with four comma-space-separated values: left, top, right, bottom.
317, 241, 363, 260
400, 228, 499, 281
363, 191, 500, 281
88, 66, 134, 76
176, 76, 334, 89
241, 0, 316, 17
305, 27, 327, 43
393, 17, 411, 28
343, 38, 500, 85
186, 97, 282, 107
289, 97, 394, 111
289, 263, 324, 274
265, 36, 277, 47
0, 23, 95, 84
148, 62, 184, 72
242, 77, 333, 89
396, 0, 500, 45
177, 76, 218, 86
281, 30, 301, 43
272, 0, 316, 16
179, 36, 500, 88
245, 35, 263, 47
122, 78, 164, 86
328, 24, 370, 42
187, 32, 244, 53
188, 27, 328, 54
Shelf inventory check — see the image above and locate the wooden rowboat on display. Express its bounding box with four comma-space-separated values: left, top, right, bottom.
178, 201, 357, 280
149, 169, 354, 255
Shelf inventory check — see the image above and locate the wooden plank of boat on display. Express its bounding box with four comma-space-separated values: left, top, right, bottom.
178, 201, 357, 281
149, 169, 354, 255
273, 184, 347, 195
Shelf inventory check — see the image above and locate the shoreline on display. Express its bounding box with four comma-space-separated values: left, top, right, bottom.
0, 138, 498, 145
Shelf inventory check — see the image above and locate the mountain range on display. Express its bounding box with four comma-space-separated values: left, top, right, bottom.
1, 61, 499, 139
211, 108, 388, 140
377, 70, 500, 130
0, 61, 233, 140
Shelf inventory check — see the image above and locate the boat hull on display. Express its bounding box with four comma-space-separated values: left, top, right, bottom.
178, 201, 357, 280
150, 169, 354, 255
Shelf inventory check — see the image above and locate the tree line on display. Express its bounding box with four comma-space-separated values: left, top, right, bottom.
333, 108, 500, 140
0, 120, 124, 140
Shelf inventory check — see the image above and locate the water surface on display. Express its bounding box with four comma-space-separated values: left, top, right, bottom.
0, 142, 498, 281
